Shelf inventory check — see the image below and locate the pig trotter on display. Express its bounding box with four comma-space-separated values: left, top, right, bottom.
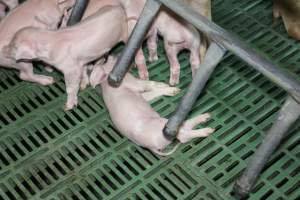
45, 66, 54, 72
64, 68, 81, 110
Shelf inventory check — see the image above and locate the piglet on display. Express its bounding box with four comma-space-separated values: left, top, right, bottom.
127, 0, 201, 86
273, 0, 300, 40
7, 5, 128, 110
0, 0, 75, 86
90, 56, 214, 156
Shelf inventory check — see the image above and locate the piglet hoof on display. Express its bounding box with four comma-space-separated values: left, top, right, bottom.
64, 103, 75, 111
204, 127, 215, 136
38, 76, 55, 86
149, 55, 158, 62
169, 80, 179, 87
201, 113, 212, 123
45, 66, 54, 73
80, 82, 89, 91
139, 73, 149, 80
164, 87, 181, 97
64, 100, 78, 111
169, 75, 180, 87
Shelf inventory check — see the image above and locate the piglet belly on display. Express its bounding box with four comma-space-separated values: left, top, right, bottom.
101, 84, 158, 140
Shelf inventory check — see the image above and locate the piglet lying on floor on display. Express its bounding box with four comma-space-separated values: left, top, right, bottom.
89, 56, 215, 156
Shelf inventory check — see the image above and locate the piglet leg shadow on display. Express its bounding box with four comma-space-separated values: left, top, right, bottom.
177, 113, 215, 143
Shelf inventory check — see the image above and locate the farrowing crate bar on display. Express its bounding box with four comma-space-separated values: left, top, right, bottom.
104, 0, 300, 199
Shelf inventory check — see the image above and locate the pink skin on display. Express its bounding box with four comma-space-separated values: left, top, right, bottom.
156, 11, 201, 86
90, 56, 215, 156
60, 0, 120, 27
0, 0, 75, 86
122, 0, 201, 85
183, 0, 212, 62
273, 0, 300, 40
7, 5, 128, 110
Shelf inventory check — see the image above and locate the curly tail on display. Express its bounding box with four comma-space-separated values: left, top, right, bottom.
150, 143, 180, 156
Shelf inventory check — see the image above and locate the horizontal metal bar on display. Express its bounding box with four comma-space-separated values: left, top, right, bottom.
67, 0, 89, 26
108, 0, 161, 87
163, 42, 226, 140
159, 0, 300, 104
233, 96, 300, 199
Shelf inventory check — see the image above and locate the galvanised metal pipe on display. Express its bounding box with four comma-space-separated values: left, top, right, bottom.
233, 97, 300, 199
67, 0, 89, 26
163, 42, 226, 140
159, 0, 300, 104
108, 0, 161, 87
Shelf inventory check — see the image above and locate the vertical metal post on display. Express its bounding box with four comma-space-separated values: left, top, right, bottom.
67, 0, 89, 26
108, 0, 161, 87
233, 97, 300, 199
163, 42, 227, 140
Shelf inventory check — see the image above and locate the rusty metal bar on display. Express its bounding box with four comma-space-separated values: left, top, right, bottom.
233, 97, 300, 199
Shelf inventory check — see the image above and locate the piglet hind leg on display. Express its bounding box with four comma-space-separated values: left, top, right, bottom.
80, 67, 89, 90
19, 62, 55, 85
165, 42, 181, 86
63, 66, 82, 110
147, 29, 158, 62
177, 113, 215, 143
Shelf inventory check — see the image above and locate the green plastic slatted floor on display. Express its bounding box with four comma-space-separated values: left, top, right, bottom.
0, 0, 299, 199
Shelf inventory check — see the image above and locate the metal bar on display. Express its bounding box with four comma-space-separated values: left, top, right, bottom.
108, 0, 161, 87
158, 0, 300, 104
233, 97, 300, 199
163, 42, 226, 140
67, 0, 89, 26
107, 0, 300, 102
